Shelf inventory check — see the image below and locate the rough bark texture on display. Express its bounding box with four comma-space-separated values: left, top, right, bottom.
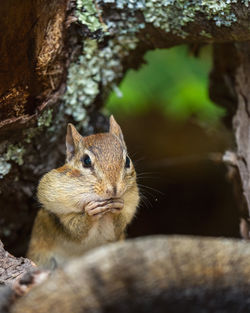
0, 240, 49, 313
10, 236, 250, 313
0, 0, 71, 256
0, 240, 34, 286
0, 0, 68, 130
231, 43, 250, 224
210, 42, 250, 237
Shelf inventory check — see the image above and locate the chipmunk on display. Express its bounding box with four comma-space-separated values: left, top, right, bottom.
27, 116, 139, 268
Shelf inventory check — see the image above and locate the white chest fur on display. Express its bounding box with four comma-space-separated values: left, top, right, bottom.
54, 214, 116, 265
85, 214, 116, 248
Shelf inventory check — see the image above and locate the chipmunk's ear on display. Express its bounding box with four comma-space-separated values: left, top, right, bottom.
109, 115, 126, 147
66, 123, 82, 161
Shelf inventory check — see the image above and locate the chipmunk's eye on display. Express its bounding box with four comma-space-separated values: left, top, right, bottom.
82, 154, 92, 168
125, 156, 130, 168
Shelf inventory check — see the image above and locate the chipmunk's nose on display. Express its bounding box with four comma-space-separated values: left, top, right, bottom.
105, 185, 117, 197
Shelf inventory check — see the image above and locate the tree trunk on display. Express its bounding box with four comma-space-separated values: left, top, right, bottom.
210, 42, 250, 238
0, 0, 70, 255
2, 0, 250, 311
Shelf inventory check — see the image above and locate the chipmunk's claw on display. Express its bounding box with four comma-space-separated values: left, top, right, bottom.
85, 199, 124, 218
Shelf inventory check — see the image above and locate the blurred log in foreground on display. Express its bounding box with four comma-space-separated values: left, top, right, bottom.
10, 236, 250, 313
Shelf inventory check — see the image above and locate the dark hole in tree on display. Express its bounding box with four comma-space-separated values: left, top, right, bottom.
120, 111, 239, 239
107, 46, 239, 239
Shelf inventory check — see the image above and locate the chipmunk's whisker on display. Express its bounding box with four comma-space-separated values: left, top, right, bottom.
137, 183, 164, 196
139, 192, 153, 209
136, 172, 158, 179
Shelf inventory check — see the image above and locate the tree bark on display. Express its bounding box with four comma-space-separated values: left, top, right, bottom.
0, 240, 34, 286
210, 42, 250, 237
0, 0, 71, 255
0, 239, 50, 313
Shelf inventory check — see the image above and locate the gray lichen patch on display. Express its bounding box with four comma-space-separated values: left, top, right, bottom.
24, 109, 54, 143
5, 144, 25, 166
64, 34, 138, 126
63, 0, 104, 125
200, 30, 212, 39
64, 40, 98, 123
64, 0, 142, 126
97, 0, 241, 38
143, 0, 238, 38
0, 109, 54, 179
98, 1, 145, 35
243, 0, 250, 7
0, 144, 25, 179
76, 0, 104, 32
37, 109, 53, 128
0, 159, 11, 179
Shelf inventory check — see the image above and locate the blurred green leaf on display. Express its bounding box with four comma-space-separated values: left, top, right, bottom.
105, 45, 225, 124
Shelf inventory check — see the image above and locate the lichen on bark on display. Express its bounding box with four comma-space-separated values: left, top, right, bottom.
0, 144, 25, 179
63, 0, 248, 130
64, 0, 140, 127
0, 109, 54, 179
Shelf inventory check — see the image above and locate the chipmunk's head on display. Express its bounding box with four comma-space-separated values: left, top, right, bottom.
65, 115, 137, 198
38, 116, 139, 215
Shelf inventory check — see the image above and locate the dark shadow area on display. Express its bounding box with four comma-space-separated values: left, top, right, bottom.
118, 110, 239, 239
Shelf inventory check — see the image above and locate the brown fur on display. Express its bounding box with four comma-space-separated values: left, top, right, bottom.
27, 116, 139, 268
56, 165, 82, 177
14, 236, 250, 313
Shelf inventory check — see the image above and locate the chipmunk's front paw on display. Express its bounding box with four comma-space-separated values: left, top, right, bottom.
85, 200, 109, 217
85, 199, 124, 218
109, 199, 124, 214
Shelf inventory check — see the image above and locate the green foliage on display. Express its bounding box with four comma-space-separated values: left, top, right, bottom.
106, 45, 225, 124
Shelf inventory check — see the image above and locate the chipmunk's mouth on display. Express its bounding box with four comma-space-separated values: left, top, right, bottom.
106, 198, 124, 212
84, 198, 124, 216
